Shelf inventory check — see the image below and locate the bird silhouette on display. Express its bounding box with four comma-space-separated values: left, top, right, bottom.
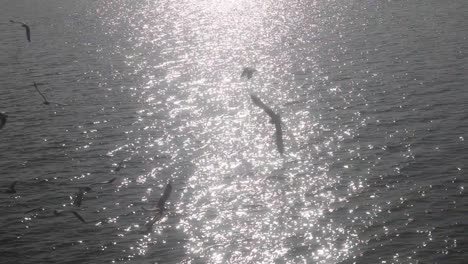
143, 182, 173, 230
10, 20, 31, 42
73, 177, 116, 206
32, 82, 67, 106
54, 209, 86, 223
157, 182, 172, 211
73, 187, 90, 207
250, 94, 284, 154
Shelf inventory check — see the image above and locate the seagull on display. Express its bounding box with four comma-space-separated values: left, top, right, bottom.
142, 182, 172, 212
32, 82, 67, 106
241, 67, 257, 79
143, 182, 173, 230
54, 209, 86, 223
72, 177, 116, 206
5, 181, 17, 193
73, 187, 90, 207
10, 20, 31, 42
157, 182, 172, 211
250, 94, 284, 155
0, 113, 7, 129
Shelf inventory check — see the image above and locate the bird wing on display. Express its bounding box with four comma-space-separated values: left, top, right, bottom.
145, 210, 163, 230
250, 94, 278, 120
250, 94, 285, 154
9, 20, 24, 24
73, 189, 85, 207
24, 208, 43, 214
92, 177, 117, 185
274, 121, 284, 155
71, 211, 86, 223
33, 82, 49, 102
157, 183, 172, 210
104, 177, 117, 184
22, 24, 31, 42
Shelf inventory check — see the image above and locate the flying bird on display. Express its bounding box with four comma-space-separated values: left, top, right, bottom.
0, 113, 7, 129
241, 67, 257, 79
73, 187, 90, 207
54, 209, 86, 223
157, 182, 172, 211
73, 177, 116, 206
143, 182, 173, 230
10, 20, 31, 42
250, 94, 284, 155
32, 82, 67, 106
142, 182, 173, 212
5, 181, 17, 193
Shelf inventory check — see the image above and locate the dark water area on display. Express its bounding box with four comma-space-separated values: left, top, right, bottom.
1, 0, 467, 263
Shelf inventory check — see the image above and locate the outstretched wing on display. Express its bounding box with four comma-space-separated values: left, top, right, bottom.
92, 177, 116, 185
73, 188, 85, 207
250, 94, 285, 155
145, 210, 164, 231
24, 207, 43, 214
10, 20, 30, 42
250, 94, 278, 120
22, 24, 31, 42
71, 211, 86, 223
274, 121, 284, 155
10, 20, 24, 25
157, 182, 172, 210
33, 82, 48, 102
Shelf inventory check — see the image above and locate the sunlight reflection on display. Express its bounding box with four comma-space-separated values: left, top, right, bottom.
95, 0, 369, 262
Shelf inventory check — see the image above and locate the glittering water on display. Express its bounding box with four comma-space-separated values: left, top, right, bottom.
1, 0, 467, 263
